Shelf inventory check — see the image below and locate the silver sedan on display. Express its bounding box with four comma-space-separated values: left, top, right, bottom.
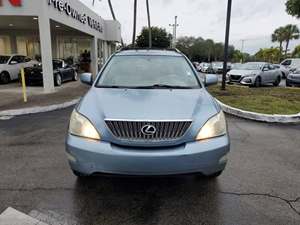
227, 62, 282, 87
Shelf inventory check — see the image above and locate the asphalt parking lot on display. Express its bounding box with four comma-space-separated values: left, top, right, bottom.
0, 108, 299, 225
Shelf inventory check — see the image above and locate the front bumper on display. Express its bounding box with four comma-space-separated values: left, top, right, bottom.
228, 76, 255, 86
286, 77, 300, 87
66, 135, 230, 176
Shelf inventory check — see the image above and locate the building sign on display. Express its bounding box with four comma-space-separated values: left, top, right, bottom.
48, 0, 103, 33
0, 0, 22, 7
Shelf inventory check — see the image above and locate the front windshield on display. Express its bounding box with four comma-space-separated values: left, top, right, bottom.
232, 63, 243, 70
96, 55, 200, 88
0, 56, 10, 64
239, 63, 264, 70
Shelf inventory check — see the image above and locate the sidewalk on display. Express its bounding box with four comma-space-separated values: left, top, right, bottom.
0, 81, 89, 112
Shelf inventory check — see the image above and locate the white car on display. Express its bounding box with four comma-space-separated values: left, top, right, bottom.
280, 58, 300, 72
0, 54, 38, 84
273, 64, 290, 78
227, 62, 282, 87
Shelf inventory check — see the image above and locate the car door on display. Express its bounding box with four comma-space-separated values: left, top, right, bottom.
261, 64, 271, 84
7, 55, 23, 80
63, 62, 74, 80
268, 64, 278, 82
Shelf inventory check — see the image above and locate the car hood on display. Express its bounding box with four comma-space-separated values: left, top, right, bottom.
229, 69, 260, 76
77, 88, 220, 146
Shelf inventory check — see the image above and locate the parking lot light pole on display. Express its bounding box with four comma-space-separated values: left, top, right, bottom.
222, 0, 232, 91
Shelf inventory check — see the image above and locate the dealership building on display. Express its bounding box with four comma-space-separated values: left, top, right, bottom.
0, 0, 121, 92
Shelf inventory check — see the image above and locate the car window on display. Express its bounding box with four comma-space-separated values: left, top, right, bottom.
10, 56, 21, 64
97, 55, 201, 88
25, 57, 31, 62
282, 60, 291, 66
269, 64, 275, 70
53, 60, 63, 69
240, 63, 264, 70
0, 56, 10, 64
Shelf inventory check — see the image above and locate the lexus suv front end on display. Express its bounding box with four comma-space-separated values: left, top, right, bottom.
66, 49, 230, 178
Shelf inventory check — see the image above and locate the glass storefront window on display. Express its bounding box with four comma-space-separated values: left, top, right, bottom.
0, 36, 11, 55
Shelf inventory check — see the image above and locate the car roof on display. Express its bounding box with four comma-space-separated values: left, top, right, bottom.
246, 62, 267, 64
115, 49, 183, 57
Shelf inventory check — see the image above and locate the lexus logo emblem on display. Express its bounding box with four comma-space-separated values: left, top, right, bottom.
141, 125, 157, 135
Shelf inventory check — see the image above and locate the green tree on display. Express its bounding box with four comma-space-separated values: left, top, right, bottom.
292, 44, 300, 57
283, 24, 300, 56
136, 27, 172, 48
255, 47, 281, 63
286, 0, 300, 18
271, 27, 286, 58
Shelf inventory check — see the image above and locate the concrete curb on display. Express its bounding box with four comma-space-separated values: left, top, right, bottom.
216, 99, 300, 124
0, 98, 80, 117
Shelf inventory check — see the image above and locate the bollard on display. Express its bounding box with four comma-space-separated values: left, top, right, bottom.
20, 68, 27, 103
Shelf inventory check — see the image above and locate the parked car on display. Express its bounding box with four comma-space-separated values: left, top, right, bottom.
66, 49, 230, 178
286, 68, 300, 87
212, 61, 231, 74
23, 59, 78, 86
280, 58, 300, 71
199, 62, 213, 73
227, 62, 282, 87
274, 64, 290, 78
0, 54, 38, 84
192, 61, 200, 71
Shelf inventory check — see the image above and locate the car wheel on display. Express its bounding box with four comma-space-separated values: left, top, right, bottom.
0, 72, 11, 84
72, 71, 78, 81
273, 76, 281, 87
254, 77, 261, 88
54, 74, 62, 86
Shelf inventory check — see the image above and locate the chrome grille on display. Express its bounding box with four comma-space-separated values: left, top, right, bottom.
105, 120, 192, 140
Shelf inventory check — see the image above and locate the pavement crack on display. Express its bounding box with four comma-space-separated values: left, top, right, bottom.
220, 191, 300, 217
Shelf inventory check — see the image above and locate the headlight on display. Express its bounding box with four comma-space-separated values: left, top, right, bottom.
69, 110, 101, 140
196, 111, 227, 141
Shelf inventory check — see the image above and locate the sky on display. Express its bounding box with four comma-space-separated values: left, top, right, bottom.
80, 0, 300, 54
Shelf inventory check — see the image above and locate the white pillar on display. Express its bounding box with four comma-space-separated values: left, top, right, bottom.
90, 37, 98, 78
103, 41, 109, 62
38, 16, 55, 93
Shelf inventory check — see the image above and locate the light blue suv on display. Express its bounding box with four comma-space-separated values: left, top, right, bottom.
66, 49, 230, 178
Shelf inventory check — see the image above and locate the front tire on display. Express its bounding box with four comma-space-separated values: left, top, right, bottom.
254, 77, 261, 88
54, 73, 62, 86
0, 72, 11, 84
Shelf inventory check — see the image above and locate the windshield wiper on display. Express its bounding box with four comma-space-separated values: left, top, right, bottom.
133, 84, 194, 89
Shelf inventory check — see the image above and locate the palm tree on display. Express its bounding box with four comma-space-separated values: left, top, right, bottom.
271, 27, 286, 58
132, 0, 138, 47
146, 0, 152, 48
283, 24, 300, 56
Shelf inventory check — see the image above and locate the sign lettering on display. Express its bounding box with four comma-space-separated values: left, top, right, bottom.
48, 0, 103, 33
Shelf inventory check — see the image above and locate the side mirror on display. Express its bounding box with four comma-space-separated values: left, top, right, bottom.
80, 73, 93, 86
263, 67, 269, 72
205, 74, 218, 87
10, 61, 18, 65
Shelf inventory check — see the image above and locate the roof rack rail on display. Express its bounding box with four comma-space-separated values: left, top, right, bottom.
117, 47, 181, 53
